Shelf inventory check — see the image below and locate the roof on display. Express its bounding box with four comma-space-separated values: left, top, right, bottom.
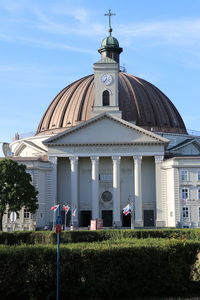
36, 72, 187, 136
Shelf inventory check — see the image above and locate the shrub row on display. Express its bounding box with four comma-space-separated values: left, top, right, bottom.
1, 228, 200, 245
0, 239, 200, 299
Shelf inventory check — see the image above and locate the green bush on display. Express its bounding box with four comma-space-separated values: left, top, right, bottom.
0, 239, 200, 299
1, 228, 200, 245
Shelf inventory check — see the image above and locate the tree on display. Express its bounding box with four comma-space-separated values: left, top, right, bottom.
0, 158, 38, 231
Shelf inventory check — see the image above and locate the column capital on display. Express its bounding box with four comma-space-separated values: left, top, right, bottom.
154, 155, 164, 164
90, 156, 99, 162
112, 156, 121, 163
133, 155, 142, 164
69, 156, 79, 163
49, 156, 57, 164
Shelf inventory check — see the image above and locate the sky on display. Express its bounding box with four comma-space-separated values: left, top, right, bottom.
1, 0, 200, 155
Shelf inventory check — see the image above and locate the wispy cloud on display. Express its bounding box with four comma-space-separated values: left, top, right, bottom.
117, 19, 200, 46
35, 10, 104, 37
0, 33, 95, 54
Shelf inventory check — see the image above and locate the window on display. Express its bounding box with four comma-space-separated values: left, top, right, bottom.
197, 171, 200, 181
24, 209, 31, 219
103, 90, 110, 106
180, 170, 188, 181
182, 207, 189, 218
181, 188, 189, 200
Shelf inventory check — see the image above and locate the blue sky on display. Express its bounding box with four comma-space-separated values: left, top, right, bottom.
1, 0, 200, 155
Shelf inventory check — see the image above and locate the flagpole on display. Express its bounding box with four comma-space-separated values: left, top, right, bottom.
128, 195, 134, 230
56, 205, 61, 300
131, 199, 134, 229
64, 209, 66, 231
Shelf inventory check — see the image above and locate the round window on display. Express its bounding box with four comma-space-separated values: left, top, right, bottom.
101, 191, 112, 202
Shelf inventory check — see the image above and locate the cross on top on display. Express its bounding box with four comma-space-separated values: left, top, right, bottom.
104, 9, 116, 35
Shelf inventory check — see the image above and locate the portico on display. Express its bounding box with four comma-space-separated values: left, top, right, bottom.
44, 113, 168, 228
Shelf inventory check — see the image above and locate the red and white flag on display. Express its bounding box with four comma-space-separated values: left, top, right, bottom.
50, 204, 59, 211
72, 208, 76, 217
63, 205, 70, 213
123, 204, 131, 216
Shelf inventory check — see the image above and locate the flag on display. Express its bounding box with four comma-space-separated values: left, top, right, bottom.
72, 208, 76, 217
123, 204, 131, 216
50, 204, 59, 211
63, 205, 70, 213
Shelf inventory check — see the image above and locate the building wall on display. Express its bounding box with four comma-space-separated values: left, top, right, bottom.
142, 157, 156, 210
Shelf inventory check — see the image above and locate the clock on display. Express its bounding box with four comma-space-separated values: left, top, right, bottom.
101, 74, 112, 86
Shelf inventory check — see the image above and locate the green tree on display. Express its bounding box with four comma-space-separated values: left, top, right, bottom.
0, 158, 38, 231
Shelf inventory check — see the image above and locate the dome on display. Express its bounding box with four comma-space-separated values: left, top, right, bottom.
101, 36, 119, 47
36, 72, 187, 136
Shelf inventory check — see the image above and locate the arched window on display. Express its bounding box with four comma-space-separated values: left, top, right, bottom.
103, 90, 110, 106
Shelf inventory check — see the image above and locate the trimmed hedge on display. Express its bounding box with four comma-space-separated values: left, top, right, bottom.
1, 228, 200, 245
0, 239, 200, 299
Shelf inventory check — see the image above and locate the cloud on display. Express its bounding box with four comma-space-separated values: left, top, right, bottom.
117, 19, 200, 46
0, 33, 95, 54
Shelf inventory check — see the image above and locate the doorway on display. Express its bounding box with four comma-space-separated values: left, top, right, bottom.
80, 210, 91, 227
122, 213, 131, 227
144, 210, 154, 227
101, 210, 113, 227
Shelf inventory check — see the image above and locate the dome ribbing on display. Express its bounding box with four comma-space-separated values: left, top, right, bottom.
36, 72, 187, 136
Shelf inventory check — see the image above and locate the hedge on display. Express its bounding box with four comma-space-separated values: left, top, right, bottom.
0, 239, 200, 299
1, 228, 200, 245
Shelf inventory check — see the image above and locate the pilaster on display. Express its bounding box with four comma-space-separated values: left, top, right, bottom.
155, 155, 165, 227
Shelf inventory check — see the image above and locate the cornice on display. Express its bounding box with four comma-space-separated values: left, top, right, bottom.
46, 141, 164, 147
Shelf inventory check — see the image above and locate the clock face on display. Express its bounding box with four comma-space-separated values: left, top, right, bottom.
101, 74, 112, 86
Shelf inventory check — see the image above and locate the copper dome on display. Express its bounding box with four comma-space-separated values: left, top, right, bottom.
36, 72, 187, 135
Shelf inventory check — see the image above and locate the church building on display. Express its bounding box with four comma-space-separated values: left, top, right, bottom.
2, 12, 200, 230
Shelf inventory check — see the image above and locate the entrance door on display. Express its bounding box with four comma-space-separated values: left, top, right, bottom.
102, 210, 113, 227
144, 210, 154, 227
80, 211, 91, 227
122, 213, 131, 227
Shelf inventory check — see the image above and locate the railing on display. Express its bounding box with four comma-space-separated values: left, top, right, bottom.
12, 131, 36, 141
187, 129, 200, 136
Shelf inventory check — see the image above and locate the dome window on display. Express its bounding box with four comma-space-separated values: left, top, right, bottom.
103, 90, 110, 106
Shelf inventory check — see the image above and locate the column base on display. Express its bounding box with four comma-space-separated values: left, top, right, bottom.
113, 220, 121, 228
156, 220, 166, 228
134, 220, 143, 228
71, 221, 79, 228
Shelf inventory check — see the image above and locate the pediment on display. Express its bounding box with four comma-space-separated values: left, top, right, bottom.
44, 113, 169, 146
14, 141, 47, 156
169, 139, 200, 155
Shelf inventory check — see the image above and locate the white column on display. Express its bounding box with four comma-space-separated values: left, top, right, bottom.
49, 156, 58, 229
155, 155, 165, 227
133, 156, 143, 227
69, 156, 79, 226
112, 156, 121, 226
49, 156, 58, 207
91, 156, 99, 219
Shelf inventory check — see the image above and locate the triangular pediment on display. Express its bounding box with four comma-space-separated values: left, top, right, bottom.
169, 139, 200, 155
44, 113, 169, 146
14, 141, 47, 156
